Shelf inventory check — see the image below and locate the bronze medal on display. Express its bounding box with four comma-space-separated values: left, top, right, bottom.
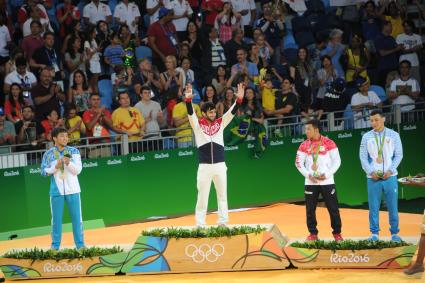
376, 156, 383, 164
311, 163, 318, 171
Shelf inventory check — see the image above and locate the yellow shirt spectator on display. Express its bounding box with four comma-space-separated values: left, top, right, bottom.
172, 102, 201, 143
385, 16, 403, 39
112, 107, 145, 141
67, 115, 86, 143
262, 87, 277, 111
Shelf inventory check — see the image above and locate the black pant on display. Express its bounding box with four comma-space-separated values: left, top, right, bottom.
305, 184, 342, 235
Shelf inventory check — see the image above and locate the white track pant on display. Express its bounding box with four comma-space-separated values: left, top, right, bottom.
195, 162, 228, 226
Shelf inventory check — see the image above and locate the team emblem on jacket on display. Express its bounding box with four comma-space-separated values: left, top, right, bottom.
199, 118, 222, 136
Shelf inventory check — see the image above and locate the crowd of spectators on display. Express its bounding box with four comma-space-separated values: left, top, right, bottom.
0, 0, 424, 153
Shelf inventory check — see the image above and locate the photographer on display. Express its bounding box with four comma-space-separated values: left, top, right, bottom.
3, 57, 37, 100
15, 105, 46, 151
31, 67, 65, 122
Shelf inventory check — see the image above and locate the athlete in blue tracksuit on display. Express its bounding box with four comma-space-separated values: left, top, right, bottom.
359, 109, 403, 242
41, 127, 85, 250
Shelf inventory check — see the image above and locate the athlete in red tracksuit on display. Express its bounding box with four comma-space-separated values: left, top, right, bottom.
295, 119, 343, 241
184, 83, 244, 227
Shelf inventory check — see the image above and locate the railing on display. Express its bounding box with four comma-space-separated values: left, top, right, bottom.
0, 102, 424, 169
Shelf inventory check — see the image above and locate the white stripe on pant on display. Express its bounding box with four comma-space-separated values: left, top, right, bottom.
195, 162, 228, 226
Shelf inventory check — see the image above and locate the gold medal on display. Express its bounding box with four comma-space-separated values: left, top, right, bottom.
376, 156, 383, 164
311, 163, 318, 171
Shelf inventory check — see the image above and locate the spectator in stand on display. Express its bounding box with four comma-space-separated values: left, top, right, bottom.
215, 2, 241, 44
345, 34, 370, 84
389, 60, 421, 112
41, 109, 64, 141
0, 107, 16, 148
104, 31, 125, 71
133, 59, 163, 101
200, 84, 219, 109
231, 47, 258, 87
248, 43, 266, 70
31, 67, 64, 122
375, 21, 403, 88
183, 20, 202, 63
172, 92, 201, 148
290, 47, 316, 121
380, 0, 405, 39
362, 1, 382, 53
160, 55, 183, 103
224, 28, 247, 68
64, 36, 87, 85
21, 20, 44, 62
82, 93, 114, 143
322, 78, 351, 130
200, 26, 227, 82
201, 0, 223, 27
255, 1, 284, 65
0, 15, 11, 66
84, 26, 101, 93
217, 87, 235, 117
15, 105, 46, 149
176, 57, 195, 87
231, 0, 256, 37
396, 20, 422, 84
22, 4, 53, 37
61, 20, 85, 56
56, 0, 81, 39
67, 70, 92, 116
64, 103, 86, 145
119, 24, 139, 68
351, 77, 382, 129
169, 0, 193, 40
146, 0, 168, 25
320, 29, 346, 79
4, 83, 25, 124
114, 0, 141, 35
315, 55, 340, 120
112, 91, 145, 141
30, 32, 64, 86
112, 65, 134, 101
4, 56, 37, 98
263, 77, 298, 137
147, 7, 179, 71
255, 34, 273, 67
212, 65, 229, 97
18, 0, 49, 31
83, 0, 112, 27
135, 85, 164, 138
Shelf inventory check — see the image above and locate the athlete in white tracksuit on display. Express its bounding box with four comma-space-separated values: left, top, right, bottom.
41, 128, 85, 250
185, 83, 244, 226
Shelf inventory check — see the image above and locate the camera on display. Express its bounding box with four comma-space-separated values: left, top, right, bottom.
23, 91, 30, 98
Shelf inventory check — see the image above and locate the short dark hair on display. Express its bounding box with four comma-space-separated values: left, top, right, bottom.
370, 109, 384, 117
141, 85, 151, 93
236, 47, 247, 54
51, 127, 67, 138
281, 76, 294, 85
306, 119, 321, 131
90, 93, 100, 99
43, 31, 55, 39
16, 57, 27, 68
118, 91, 129, 100
22, 105, 34, 112
30, 20, 42, 28
201, 102, 216, 113
399, 60, 411, 68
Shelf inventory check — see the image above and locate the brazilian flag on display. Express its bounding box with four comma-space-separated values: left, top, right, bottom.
224, 115, 267, 158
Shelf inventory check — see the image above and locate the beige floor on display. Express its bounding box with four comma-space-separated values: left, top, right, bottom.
1, 203, 424, 282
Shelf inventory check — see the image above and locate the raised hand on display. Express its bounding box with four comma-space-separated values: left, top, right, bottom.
236, 83, 245, 101
184, 83, 193, 99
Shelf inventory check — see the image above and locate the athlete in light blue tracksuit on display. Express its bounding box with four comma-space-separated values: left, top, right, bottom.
359, 109, 403, 242
41, 127, 85, 250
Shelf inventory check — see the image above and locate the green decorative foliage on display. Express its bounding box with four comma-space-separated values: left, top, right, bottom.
290, 240, 411, 251
2, 246, 123, 261
141, 225, 267, 238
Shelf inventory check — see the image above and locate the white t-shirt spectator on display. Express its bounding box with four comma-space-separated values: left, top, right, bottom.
351, 91, 381, 129
135, 100, 162, 135
22, 18, 53, 37
231, 0, 255, 27
168, 0, 193, 32
146, 0, 169, 24
84, 40, 101, 74
0, 25, 11, 57
4, 70, 37, 87
390, 77, 420, 112
114, 1, 141, 34
83, 1, 112, 25
396, 33, 423, 67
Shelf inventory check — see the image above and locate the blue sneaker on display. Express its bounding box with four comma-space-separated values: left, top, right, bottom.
368, 234, 379, 241
391, 234, 402, 242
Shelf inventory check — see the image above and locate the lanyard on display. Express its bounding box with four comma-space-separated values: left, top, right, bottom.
310, 138, 322, 165
45, 48, 57, 65
374, 130, 386, 158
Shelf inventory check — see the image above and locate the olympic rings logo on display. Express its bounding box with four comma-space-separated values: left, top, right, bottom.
184, 243, 225, 263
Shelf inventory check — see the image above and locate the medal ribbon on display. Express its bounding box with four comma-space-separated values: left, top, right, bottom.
310, 139, 321, 166
374, 130, 386, 159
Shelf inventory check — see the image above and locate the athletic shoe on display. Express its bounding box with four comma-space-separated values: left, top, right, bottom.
403, 264, 424, 278
368, 234, 379, 241
306, 234, 318, 241
333, 233, 344, 241
391, 234, 402, 242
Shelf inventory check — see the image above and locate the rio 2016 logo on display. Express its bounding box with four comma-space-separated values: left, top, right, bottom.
330, 253, 370, 263
43, 262, 83, 273
185, 243, 225, 263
